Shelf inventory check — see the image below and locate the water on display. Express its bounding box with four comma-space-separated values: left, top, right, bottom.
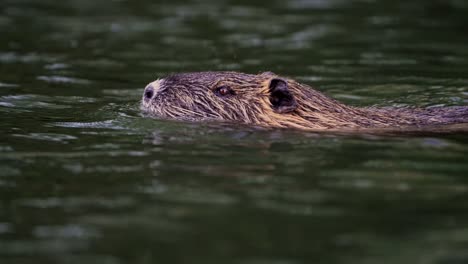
1, 0, 468, 263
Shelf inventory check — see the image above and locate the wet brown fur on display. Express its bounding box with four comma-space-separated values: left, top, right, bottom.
141, 71, 468, 131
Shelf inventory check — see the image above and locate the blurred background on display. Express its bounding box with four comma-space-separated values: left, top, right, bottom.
1, 0, 468, 263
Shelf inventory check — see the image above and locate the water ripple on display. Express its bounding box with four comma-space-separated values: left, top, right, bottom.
37, 75, 91, 85
52, 120, 125, 130
0, 82, 18, 87
33, 225, 99, 239
0, 52, 58, 63
12, 133, 77, 143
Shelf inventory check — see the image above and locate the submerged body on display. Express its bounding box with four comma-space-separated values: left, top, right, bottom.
141, 71, 468, 132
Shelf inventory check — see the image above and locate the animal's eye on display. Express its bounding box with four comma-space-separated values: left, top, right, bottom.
214, 86, 235, 97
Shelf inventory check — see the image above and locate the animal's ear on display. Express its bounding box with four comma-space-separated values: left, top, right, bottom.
268, 78, 298, 113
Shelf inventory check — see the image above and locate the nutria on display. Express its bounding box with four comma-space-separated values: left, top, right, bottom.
141, 71, 467, 132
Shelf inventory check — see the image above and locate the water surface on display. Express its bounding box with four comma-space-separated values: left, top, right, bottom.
1, 0, 468, 263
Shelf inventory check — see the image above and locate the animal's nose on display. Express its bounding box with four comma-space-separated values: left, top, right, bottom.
144, 85, 154, 100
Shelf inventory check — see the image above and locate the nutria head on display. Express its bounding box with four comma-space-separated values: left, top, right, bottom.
141, 71, 468, 131
142, 71, 301, 121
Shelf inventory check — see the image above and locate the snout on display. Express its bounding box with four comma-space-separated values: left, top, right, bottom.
143, 84, 154, 101
143, 79, 163, 101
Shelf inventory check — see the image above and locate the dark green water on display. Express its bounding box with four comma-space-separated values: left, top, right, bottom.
1, 0, 468, 263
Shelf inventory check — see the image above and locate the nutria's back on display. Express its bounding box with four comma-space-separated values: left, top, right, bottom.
141, 71, 468, 131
